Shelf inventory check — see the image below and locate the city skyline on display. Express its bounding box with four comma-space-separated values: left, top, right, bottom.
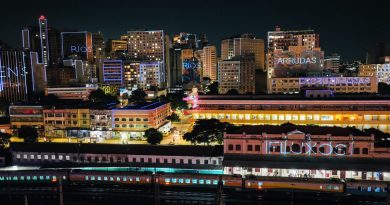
1, 0, 389, 61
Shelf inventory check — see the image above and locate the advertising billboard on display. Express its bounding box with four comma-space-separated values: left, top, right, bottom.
182, 58, 201, 85
273, 48, 324, 77
61, 31, 93, 61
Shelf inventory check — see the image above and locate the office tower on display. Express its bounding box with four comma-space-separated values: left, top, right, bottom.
169, 48, 183, 88
324, 53, 340, 71
127, 30, 165, 61
173, 32, 197, 49
102, 60, 123, 87
127, 30, 170, 88
22, 16, 60, 66
221, 33, 264, 70
139, 61, 164, 90
267, 26, 320, 71
61, 31, 93, 61
123, 62, 139, 90
93, 32, 105, 83
218, 55, 256, 94
0, 51, 43, 102
109, 39, 127, 53
38, 15, 49, 67
47, 27, 61, 65
201, 45, 217, 81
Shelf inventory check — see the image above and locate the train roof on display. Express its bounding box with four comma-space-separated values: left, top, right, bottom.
10, 143, 223, 157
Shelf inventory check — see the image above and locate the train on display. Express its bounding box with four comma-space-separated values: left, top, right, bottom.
0, 169, 388, 197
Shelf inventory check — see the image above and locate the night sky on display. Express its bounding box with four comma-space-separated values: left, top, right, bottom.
1, 0, 389, 61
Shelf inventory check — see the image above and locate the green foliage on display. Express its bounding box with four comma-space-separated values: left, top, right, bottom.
18, 127, 39, 143
378, 82, 390, 94
182, 119, 230, 145
206, 82, 218, 95
89, 89, 118, 103
166, 112, 180, 122
130, 89, 147, 103
167, 92, 188, 110
147, 132, 163, 145
144, 128, 163, 145
0, 132, 11, 150
226, 89, 239, 95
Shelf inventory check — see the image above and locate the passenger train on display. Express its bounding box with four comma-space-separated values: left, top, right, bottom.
0, 169, 388, 197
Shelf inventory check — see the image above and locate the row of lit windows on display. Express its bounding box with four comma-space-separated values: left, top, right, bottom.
15, 153, 219, 165
194, 113, 390, 122
114, 117, 148, 122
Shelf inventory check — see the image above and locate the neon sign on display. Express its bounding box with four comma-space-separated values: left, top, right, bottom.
266, 141, 351, 156
276, 57, 317, 65
70, 45, 92, 53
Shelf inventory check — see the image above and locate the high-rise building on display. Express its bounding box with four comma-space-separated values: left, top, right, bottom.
218, 55, 256, 94
38, 15, 50, 67
127, 30, 170, 88
127, 30, 165, 62
102, 60, 123, 87
221, 34, 264, 70
139, 61, 164, 90
22, 16, 60, 66
201, 45, 217, 81
324, 53, 340, 71
61, 31, 93, 61
0, 51, 44, 103
267, 26, 320, 71
173, 32, 197, 49
123, 62, 140, 90
109, 39, 127, 53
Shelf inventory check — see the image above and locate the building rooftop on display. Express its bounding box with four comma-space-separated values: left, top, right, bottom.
114, 101, 168, 110
196, 94, 390, 101
226, 123, 370, 136
10, 143, 223, 157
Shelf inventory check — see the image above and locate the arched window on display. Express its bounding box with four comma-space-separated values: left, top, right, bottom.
291, 144, 301, 153
236, 145, 241, 151
247, 145, 253, 151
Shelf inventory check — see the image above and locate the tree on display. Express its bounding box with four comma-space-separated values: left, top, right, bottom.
206, 82, 219, 95
130, 89, 147, 103
89, 89, 118, 104
0, 132, 11, 150
166, 113, 180, 122
0, 98, 9, 116
182, 119, 230, 145
18, 127, 39, 142
145, 128, 159, 138
167, 92, 188, 110
147, 131, 163, 145
378, 82, 390, 94
226, 89, 239, 95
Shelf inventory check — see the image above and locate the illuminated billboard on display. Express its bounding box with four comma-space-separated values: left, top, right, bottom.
61, 31, 93, 61
182, 58, 200, 85
273, 48, 324, 77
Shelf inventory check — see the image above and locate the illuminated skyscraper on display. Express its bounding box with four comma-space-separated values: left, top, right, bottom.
61, 31, 93, 61
102, 60, 123, 86
218, 55, 256, 94
0, 51, 44, 102
201, 45, 217, 81
38, 15, 50, 67
139, 61, 165, 90
221, 34, 264, 70
127, 30, 170, 88
266, 26, 320, 71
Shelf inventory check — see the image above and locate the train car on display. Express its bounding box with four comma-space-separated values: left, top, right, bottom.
0, 170, 68, 185
157, 173, 221, 188
345, 180, 388, 197
244, 176, 344, 193
68, 170, 152, 186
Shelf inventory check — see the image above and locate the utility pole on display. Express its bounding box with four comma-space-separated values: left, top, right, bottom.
59, 177, 64, 205
154, 174, 160, 205
216, 176, 224, 205
24, 195, 28, 205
